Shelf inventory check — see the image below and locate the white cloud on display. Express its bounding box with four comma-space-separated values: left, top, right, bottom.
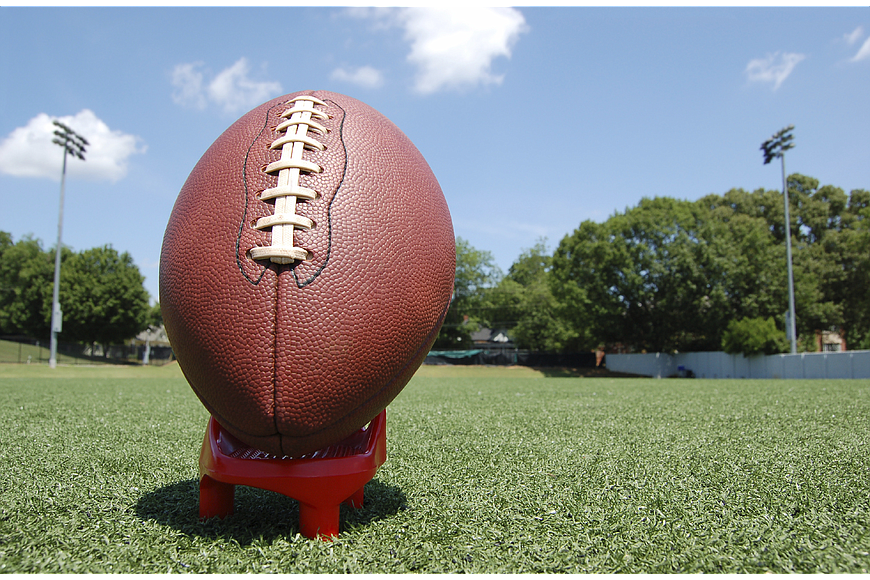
351, 7, 528, 95
851, 36, 870, 62
843, 26, 864, 46
745, 51, 806, 90
171, 62, 207, 109
330, 65, 384, 89
0, 110, 145, 182
171, 58, 282, 114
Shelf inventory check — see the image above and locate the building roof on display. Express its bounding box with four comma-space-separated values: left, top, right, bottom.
471, 327, 513, 345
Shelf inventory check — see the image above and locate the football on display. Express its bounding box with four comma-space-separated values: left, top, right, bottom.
160, 90, 454, 457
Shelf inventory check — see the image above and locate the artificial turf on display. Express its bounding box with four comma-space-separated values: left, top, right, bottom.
0, 363, 868, 573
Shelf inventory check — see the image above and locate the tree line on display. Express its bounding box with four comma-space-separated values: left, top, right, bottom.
0, 232, 158, 349
436, 174, 870, 355
3, 172, 867, 357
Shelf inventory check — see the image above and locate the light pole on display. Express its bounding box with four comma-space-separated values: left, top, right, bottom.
761, 125, 797, 354
49, 121, 88, 368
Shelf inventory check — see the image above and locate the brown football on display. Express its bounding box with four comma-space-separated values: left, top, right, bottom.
160, 90, 454, 457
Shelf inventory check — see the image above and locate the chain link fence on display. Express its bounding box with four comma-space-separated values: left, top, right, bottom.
0, 335, 175, 366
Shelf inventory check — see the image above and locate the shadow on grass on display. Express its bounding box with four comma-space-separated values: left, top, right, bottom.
134, 477, 406, 544
533, 366, 643, 378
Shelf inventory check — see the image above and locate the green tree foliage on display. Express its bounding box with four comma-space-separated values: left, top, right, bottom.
0, 233, 151, 346
0, 235, 63, 337
721, 316, 789, 356
843, 190, 870, 348
486, 240, 577, 351
552, 197, 734, 352
59, 245, 151, 347
433, 237, 501, 349
549, 175, 869, 353
147, 302, 163, 328
431, 175, 867, 354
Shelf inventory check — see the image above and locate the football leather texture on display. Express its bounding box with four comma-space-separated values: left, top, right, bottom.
160, 90, 454, 457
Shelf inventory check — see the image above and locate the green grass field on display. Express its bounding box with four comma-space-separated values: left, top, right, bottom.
1, 363, 868, 573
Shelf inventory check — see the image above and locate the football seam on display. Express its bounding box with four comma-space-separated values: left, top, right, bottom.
292, 98, 347, 289
236, 101, 279, 286
198, 293, 452, 454
276, 292, 452, 455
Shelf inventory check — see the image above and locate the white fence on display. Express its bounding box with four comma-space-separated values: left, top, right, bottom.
607, 350, 870, 379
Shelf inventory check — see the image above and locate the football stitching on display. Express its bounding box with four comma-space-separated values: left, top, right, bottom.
251, 96, 326, 264
236, 96, 347, 289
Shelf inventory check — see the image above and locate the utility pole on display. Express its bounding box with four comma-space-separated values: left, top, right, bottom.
49, 121, 88, 368
761, 125, 797, 354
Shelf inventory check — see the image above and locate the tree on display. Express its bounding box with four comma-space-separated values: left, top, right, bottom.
486, 240, 577, 351
0, 233, 152, 348
59, 245, 151, 348
721, 317, 788, 356
723, 178, 861, 344
549, 176, 865, 354
700, 192, 791, 325
437, 174, 868, 355
147, 302, 163, 328
551, 197, 733, 353
452, 237, 501, 304
0, 234, 63, 337
476, 241, 551, 333
433, 237, 501, 349
833, 189, 870, 348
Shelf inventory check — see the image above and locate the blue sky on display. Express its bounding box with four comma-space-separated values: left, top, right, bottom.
1, 6, 868, 304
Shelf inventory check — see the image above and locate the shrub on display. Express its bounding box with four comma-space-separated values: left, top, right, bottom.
721, 316, 789, 356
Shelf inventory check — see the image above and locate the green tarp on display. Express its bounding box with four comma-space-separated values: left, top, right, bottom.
427, 350, 483, 359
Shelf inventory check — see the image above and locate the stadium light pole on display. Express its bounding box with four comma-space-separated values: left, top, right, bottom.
761, 125, 797, 354
49, 120, 88, 368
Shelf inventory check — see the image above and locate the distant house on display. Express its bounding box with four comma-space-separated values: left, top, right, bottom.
134, 325, 170, 347
471, 327, 514, 347
132, 325, 174, 365
815, 329, 847, 352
